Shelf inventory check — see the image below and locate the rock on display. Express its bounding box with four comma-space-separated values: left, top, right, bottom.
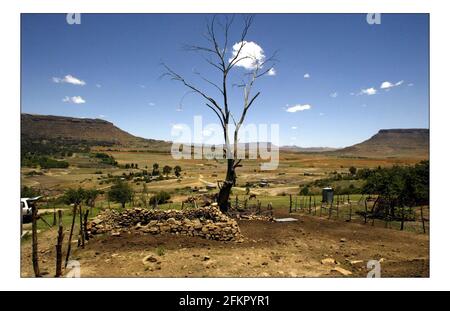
203, 256, 210, 261
166, 217, 177, 225
142, 255, 158, 265
321, 258, 337, 265
111, 231, 121, 237
340, 238, 347, 243
349, 260, 364, 266
332, 267, 352, 276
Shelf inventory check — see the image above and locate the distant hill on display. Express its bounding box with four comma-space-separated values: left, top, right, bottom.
333, 129, 429, 158
280, 146, 337, 153
21, 114, 171, 151
21, 114, 429, 158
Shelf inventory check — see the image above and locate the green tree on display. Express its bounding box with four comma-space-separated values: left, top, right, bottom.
83, 189, 100, 208
108, 181, 133, 208
152, 163, 160, 176
300, 186, 309, 196
21, 186, 41, 198
174, 165, 182, 178
149, 191, 171, 205
349, 166, 357, 175
163, 165, 172, 176
62, 187, 85, 206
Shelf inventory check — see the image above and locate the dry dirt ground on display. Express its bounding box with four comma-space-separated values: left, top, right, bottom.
21, 209, 429, 278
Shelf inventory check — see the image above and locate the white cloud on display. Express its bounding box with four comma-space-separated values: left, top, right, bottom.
53, 74, 86, 86
229, 41, 265, 70
360, 87, 377, 96
380, 81, 394, 89
408, 83, 414, 87
286, 104, 311, 113
98, 114, 106, 118
380, 80, 404, 89
303, 73, 310, 79
172, 124, 184, 130
96, 84, 102, 88
62, 96, 86, 104
148, 102, 156, 106
330, 92, 338, 98
267, 68, 276, 76
319, 112, 325, 116
291, 126, 297, 130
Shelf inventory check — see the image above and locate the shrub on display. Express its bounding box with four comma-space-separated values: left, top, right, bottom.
149, 191, 171, 205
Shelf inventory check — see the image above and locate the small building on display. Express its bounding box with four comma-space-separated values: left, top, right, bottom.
322, 187, 334, 204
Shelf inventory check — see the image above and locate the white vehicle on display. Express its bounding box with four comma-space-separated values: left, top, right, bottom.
21, 196, 41, 223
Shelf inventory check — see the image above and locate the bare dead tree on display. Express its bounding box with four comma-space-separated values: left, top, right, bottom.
163, 15, 277, 212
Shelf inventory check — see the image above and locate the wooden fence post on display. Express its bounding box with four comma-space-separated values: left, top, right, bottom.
364, 199, 368, 224
289, 194, 292, 213
336, 197, 340, 219
400, 206, 405, 231
83, 209, 90, 241
78, 205, 85, 248
348, 201, 352, 222
421, 206, 426, 234
65, 204, 77, 268
313, 196, 317, 216
384, 205, 389, 228
31, 203, 40, 277
268, 202, 273, 217
55, 210, 64, 277
52, 203, 57, 226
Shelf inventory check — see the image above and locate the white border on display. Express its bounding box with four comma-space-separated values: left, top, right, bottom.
1, 0, 449, 291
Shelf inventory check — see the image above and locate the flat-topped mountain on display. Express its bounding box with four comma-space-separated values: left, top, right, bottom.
333, 129, 429, 158
21, 113, 171, 150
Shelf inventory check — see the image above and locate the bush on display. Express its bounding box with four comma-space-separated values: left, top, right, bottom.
21, 186, 40, 198
149, 191, 171, 205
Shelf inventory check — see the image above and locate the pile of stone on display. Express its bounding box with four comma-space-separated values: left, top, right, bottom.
88, 205, 242, 241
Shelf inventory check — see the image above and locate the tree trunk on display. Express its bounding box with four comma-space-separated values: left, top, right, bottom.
217, 159, 235, 213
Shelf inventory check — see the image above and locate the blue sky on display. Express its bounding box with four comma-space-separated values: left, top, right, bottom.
21, 14, 429, 147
